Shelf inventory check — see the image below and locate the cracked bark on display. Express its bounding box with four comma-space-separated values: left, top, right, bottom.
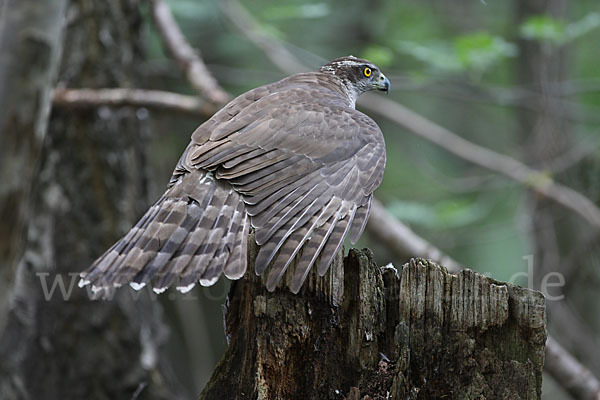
200, 243, 546, 400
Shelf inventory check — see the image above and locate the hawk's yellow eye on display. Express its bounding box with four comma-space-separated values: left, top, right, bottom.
363, 67, 372, 77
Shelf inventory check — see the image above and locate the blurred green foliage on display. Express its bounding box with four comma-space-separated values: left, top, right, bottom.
398, 33, 517, 74
520, 12, 600, 44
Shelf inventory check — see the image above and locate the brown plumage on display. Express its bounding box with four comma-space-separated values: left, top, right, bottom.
80, 56, 389, 295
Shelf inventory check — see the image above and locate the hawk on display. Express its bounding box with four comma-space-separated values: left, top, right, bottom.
80, 56, 389, 294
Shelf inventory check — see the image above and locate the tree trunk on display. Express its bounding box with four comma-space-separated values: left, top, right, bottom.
0, 0, 67, 335
200, 242, 546, 399
0, 1, 184, 399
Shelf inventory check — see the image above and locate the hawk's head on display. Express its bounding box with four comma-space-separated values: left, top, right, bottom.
320, 56, 390, 104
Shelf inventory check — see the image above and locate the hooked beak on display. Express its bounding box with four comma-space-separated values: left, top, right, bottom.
376, 73, 390, 93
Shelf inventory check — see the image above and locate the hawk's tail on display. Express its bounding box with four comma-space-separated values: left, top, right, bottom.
79, 170, 249, 295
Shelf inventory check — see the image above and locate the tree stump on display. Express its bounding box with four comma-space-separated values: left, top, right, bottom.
200, 243, 546, 399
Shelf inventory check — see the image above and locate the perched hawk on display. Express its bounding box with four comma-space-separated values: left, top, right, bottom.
80, 56, 389, 294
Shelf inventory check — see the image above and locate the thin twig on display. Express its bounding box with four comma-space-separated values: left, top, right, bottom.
149, 0, 229, 104
52, 88, 216, 117
545, 336, 600, 400
220, 0, 600, 232
220, 0, 305, 75
549, 142, 599, 174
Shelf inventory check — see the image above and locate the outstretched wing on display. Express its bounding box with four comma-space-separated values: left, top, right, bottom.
186, 74, 386, 292
81, 72, 386, 295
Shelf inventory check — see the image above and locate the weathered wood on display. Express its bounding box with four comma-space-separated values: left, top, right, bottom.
200, 242, 546, 399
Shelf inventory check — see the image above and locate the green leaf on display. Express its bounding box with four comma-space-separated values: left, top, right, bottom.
520, 15, 565, 43
520, 13, 600, 44
454, 32, 517, 71
397, 33, 515, 74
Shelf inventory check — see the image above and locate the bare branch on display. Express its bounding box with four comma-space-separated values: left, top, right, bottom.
149, 0, 229, 104
52, 88, 216, 117
367, 199, 462, 273
220, 0, 306, 75
545, 336, 600, 400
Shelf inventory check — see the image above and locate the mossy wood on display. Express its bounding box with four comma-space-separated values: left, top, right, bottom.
200, 243, 546, 399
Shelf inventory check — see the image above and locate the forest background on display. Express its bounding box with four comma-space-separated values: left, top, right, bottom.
1, 0, 599, 399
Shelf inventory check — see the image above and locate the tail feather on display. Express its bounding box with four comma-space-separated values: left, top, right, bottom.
178, 189, 238, 288
176, 187, 232, 290
82, 195, 167, 287
131, 198, 203, 288
80, 170, 250, 294
151, 180, 218, 290
111, 198, 185, 287
151, 213, 212, 291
